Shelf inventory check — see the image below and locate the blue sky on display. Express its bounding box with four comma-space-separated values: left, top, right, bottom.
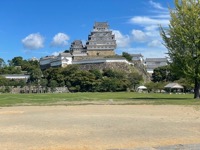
0, 0, 174, 62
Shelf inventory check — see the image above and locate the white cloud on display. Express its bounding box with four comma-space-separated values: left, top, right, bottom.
22, 33, 44, 50
144, 25, 158, 31
112, 30, 130, 48
153, 14, 170, 19
148, 40, 162, 47
112, 1, 169, 58
51, 33, 70, 47
131, 30, 147, 42
52, 51, 63, 56
146, 30, 160, 38
129, 16, 169, 26
149, 0, 166, 10
116, 0, 170, 58
123, 47, 167, 58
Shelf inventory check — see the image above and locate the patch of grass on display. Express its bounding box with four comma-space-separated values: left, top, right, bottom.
0, 92, 199, 107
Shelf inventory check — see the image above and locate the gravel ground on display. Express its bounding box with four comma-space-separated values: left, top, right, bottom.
0, 105, 200, 150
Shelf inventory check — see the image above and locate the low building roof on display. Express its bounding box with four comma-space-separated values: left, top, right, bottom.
164, 83, 183, 89
59, 53, 72, 57
146, 58, 167, 62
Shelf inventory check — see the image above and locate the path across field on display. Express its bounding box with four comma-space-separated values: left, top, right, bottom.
0, 105, 200, 150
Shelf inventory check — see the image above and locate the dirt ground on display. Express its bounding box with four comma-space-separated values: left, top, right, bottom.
0, 105, 200, 150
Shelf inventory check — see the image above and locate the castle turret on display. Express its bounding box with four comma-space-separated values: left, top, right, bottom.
70, 40, 86, 54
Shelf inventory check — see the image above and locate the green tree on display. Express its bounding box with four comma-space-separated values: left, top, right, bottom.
103, 69, 125, 79
22, 60, 40, 72
128, 72, 143, 91
9, 56, 23, 66
0, 58, 6, 68
122, 52, 132, 61
4, 86, 11, 93
40, 79, 48, 87
145, 82, 165, 93
49, 80, 58, 92
89, 69, 103, 79
18, 80, 26, 88
68, 70, 96, 92
64, 50, 70, 53
160, 0, 200, 98
0, 66, 21, 74
0, 76, 8, 86
62, 65, 79, 76
29, 68, 42, 85
100, 78, 117, 92
152, 66, 179, 82
176, 78, 193, 93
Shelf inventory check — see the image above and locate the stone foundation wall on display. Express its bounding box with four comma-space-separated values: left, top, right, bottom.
0, 86, 69, 94
78, 62, 134, 73
87, 50, 115, 56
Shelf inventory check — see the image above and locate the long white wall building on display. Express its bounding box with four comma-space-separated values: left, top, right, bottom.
40, 53, 72, 69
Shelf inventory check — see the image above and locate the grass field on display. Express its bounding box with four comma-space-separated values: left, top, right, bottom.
0, 92, 200, 107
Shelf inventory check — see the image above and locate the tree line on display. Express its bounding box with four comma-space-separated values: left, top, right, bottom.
0, 56, 143, 93
145, 65, 193, 93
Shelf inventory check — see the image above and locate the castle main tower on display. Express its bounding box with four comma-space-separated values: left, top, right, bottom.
85, 22, 116, 56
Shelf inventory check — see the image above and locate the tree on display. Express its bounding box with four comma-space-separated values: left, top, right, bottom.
152, 65, 179, 82
160, 0, 200, 98
64, 50, 70, 53
9, 56, 23, 66
0, 66, 21, 74
89, 69, 102, 79
0, 76, 8, 86
40, 79, 48, 87
68, 70, 96, 92
128, 72, 143, 91
49, 80, 58, 92
145, 82, 165, 93
0, 58, 6, 68
100, 78, 117, 92
18, 80, 26, 88
29, 68, 42, 85
103, 69, 125, 79
176, 78, 193, 93
122, 52, 132, 61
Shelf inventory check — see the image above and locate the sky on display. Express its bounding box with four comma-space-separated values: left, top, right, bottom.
0, 0, 174, 62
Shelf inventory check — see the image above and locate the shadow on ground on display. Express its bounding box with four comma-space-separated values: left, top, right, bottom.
108, 143, 200, 150
130, 97, 192, 100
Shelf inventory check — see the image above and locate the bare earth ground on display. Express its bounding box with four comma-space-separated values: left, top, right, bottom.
0, 105, 200, 150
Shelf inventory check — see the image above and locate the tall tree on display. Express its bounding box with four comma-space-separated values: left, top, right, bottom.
29, 68, 42, 85
128, 72, 143, 90
9, 56, 23, 66
160, 0, 200, 98
152, 65, 179, 82
0, 58, 6, 68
